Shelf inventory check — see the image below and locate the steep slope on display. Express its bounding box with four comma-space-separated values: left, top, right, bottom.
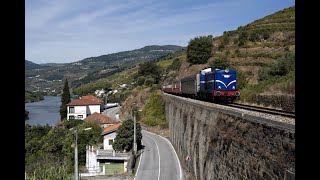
210, 6, 295, 84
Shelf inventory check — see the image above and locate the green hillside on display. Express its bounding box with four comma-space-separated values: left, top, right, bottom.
72, 6, 295, 108
211, 6, 295, 83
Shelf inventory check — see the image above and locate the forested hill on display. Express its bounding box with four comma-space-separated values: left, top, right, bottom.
25, 60, 46, 70
25, 45, 184, 95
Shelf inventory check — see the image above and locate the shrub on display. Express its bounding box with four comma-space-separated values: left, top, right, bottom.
168, 58, 181, 71
138, 61, 161, 83
144, 76, 155, 87
258, 53, 295, 81
210, 57, 230, 69
236, 71, 248, 89
137, 76, 146, 86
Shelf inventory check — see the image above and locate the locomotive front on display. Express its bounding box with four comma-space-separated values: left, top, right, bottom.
213, 69, 240, 102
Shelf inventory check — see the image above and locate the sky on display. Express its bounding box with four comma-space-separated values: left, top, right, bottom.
26, 0, 295, 64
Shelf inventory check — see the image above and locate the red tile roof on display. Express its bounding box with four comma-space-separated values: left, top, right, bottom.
67, 95, 102, 106
84, 112, 117, 124
101, 123, 122, 135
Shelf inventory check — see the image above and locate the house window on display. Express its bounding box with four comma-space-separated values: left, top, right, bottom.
69, 107, 75, 113
77, 115, 83, 119
109, 139, 114, 145
69, 116, 75, 120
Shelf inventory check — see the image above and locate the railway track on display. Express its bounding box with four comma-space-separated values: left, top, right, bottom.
221, 103, 295, 118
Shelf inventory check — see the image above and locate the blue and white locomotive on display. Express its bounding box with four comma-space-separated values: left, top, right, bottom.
198, 67, 240, 102
164, 67, 240, 102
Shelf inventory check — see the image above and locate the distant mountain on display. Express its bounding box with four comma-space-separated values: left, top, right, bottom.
79, 45, 184, 68
25, 45, 184, 94
25, 60, 44, 70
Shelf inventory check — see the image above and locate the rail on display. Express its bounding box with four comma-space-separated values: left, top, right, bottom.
221, 103, 295, 118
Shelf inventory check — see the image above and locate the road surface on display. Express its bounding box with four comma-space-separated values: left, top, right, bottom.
135, 130, 182, 180
102, 106, 120, 121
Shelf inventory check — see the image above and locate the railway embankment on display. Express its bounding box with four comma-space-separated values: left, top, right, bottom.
163, 93, 295, 180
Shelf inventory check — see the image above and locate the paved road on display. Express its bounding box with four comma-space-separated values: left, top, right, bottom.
135, 130, 182, 180
102, 106, 121, 121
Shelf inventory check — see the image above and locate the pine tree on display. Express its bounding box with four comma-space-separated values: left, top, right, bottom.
60, 79, 71, 120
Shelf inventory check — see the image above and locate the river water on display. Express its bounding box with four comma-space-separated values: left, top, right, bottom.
25, 96, 61, 126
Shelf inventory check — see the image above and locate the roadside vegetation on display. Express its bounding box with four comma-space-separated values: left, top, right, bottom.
25, 121, 102, 179
113, 119, 142, 152
140, 91, 166, 127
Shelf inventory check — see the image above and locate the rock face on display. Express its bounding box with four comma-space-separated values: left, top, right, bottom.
256, 94, 295, 112
164, 94, 295, 180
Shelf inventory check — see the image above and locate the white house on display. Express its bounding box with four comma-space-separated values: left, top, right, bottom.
66, 95, 104, 120
101, 123, 122, 150
82, 122, 130, 177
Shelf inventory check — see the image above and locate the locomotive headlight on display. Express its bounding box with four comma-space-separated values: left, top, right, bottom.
216, 91, 221, 96
218, 86, 221, 89
232, 86, 235, 90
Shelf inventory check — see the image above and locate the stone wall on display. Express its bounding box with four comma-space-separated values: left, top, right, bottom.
256, 94, 295, 112
164, 94, 295, 180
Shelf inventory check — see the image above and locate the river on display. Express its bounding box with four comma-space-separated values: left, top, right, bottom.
25, 96, 61, 126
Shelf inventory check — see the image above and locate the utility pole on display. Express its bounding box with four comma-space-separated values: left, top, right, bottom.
132, 105, 137, 155
133, 110, 137, 155
71, 127, 92, 180
75, 129, 78, 180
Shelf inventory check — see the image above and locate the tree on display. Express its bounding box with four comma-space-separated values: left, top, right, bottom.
168, 58, 181, 71
113, 119, 142, 152
187, 35, 213, 64
60, 79, 71, 120
138, 61, 161, 84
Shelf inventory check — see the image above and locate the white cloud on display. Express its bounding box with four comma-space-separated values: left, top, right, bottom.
26, 0, 295, 63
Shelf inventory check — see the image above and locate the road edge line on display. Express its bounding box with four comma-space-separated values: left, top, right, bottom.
143, 130, 183, 180
134, 140, 143, 180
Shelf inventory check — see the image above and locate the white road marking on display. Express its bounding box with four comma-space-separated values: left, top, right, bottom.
143, 130, 183, 180
144, 134, 161, 180
134, 141, 143, 180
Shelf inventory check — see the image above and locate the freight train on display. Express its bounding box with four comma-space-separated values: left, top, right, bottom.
162, 67, 240, 102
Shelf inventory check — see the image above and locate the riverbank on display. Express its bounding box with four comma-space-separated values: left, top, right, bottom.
25, 96, 61, 126
25, 91, 45, 103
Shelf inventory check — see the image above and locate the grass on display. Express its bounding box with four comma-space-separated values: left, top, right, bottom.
239, 71, 294, 103
101, 162, 124, 175
141, 91, 166, 127
156, 59, 174, 68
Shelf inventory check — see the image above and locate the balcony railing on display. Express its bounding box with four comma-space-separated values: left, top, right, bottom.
96, 149, 130, 159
